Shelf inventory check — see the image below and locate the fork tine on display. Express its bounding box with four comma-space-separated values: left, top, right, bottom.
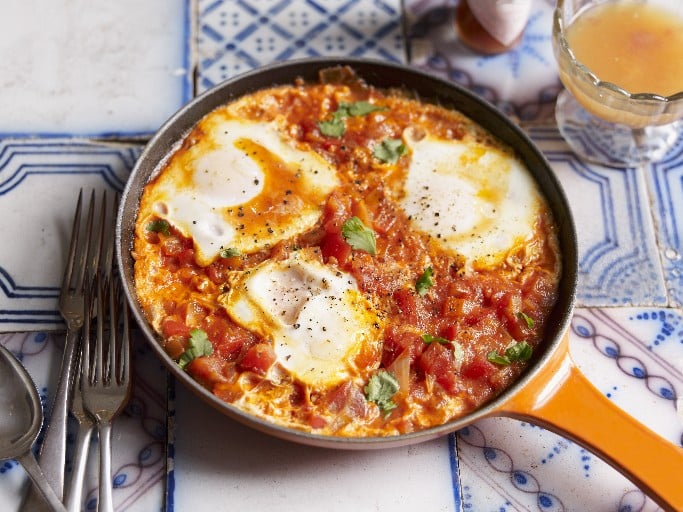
95, 271, 106, 386
75, 190, 96, 294
118, 281, 131, 387
59, 189, 83, 298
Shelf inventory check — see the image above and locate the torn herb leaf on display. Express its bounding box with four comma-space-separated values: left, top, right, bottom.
178, 328, 213, 370
415, 266, 434, 296
373, 138, 407, 164
341, 216, 377, 255
146, 219, 170, 236
487, 341, 533, 366
364, 370, 399, 416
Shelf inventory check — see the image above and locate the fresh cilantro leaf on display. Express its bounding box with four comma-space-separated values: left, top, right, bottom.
178, 328, 213, 369
364, 370, 399, 416
339, 101, 386, 117
373, 138, 407, 164
318, 116, 346, 137
421, 333, 451, 345
415, 266, 434, 296
341, 216, 377, 255
146, 219, 170, 236
317, 101, 385, 138
517, 312, 535, 328
487, 341, 533, 366
219, 247, 241, 258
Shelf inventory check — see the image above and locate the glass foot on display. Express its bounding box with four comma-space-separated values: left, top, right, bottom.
555, 90, 682, 168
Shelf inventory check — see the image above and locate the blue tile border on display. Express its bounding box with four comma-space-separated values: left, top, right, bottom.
0, 139, 141, 330
530, 126, 668, 307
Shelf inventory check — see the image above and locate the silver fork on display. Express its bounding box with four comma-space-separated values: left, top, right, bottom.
22, 189, 104, 511
64, 192, 117, 512
81, 271, 132, 512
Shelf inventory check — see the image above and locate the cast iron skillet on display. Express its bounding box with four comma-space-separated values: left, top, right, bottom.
116, 58, 682, 510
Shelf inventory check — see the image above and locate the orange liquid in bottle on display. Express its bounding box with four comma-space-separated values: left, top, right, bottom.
565, 1, 683, 97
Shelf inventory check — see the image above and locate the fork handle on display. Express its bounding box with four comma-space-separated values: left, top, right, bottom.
97, 421, 115, 512
64, 421, 93, 512
21, 328, 79, 511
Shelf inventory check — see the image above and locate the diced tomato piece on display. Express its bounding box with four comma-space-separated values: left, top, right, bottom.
161, 318, 191, 338
462, 355, 496, 380
177, 248, 195, 266
393, 288, 418, 323
308, 414, 327, 429
382, 325, 425, 367
320, 231, 352, 266
187, 356, 228, 388
418, 342, 460, 394
239, 343, 276, 375
202, 314, 253, 360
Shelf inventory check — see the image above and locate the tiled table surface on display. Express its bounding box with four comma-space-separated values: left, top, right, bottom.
1, 1, 681, 511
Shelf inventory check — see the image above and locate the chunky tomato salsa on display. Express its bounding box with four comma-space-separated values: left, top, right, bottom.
133, 68, 561, 436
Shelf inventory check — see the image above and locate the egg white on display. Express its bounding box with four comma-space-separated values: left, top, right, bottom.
400, 127, 542, 267
143, 117, 339, 266
218, 248, 384, 388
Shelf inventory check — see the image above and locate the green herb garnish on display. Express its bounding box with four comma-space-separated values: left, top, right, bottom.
373, 138, 407, 164
178, 328, 213, 370
318, 116, 346, 137
146, 219, 170, 236
364, 370, 399, 416
317, 101, 386, 138
341, 216, 377, 255
415, 266, 434, 296
421, 333, 451, 345
219, 247, 241, 258
517, 312, 535, 328
487, 341, 533, 366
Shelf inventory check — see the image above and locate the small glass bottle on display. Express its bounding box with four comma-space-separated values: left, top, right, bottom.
455, 0, 532, 55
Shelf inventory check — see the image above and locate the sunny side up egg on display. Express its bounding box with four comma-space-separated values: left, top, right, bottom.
140, 114, 339, 266
399, 127, 544, 268
219, 248, 384, 388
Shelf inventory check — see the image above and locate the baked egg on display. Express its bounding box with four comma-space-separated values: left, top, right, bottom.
140, 116, 339, 266
218, 248, 384, 388
400, 127, 543, 267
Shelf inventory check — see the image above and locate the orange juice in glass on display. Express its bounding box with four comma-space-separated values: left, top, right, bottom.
553, 0, 683, 167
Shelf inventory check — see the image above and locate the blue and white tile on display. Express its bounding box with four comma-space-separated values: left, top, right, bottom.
0, 331, 167, 511
406, 0, 560, 122
647, 135, 683, 308
530, 126, 668, 307
197, 0, 406, 92
0, 139, 141, 332
0, 1, 192, 138
456, 306, 683, 512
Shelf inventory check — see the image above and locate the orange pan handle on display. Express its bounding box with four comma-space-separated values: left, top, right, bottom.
496, 334, 683, 512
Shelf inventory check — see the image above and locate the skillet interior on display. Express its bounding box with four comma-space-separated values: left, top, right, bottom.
116, 57, 578, 449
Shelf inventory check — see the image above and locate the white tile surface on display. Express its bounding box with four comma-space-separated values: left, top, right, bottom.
0, 0, 192, 137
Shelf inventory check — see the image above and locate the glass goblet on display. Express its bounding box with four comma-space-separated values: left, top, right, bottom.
552, 0, 683, 168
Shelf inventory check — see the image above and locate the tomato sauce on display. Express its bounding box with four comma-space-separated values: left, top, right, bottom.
133, 76, 561, 436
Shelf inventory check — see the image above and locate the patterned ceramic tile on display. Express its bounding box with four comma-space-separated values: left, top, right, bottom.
197, 0, 406, 92
406, 0, 560, 122
0, 330, 167, 511
0, 140, 141, 332
0, 1, 192, 138
456, 306, 683, 511
530, 126, 668, 307
647, 135, 683, 308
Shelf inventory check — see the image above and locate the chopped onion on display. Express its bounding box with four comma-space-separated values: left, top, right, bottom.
388, 350, 411, 393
